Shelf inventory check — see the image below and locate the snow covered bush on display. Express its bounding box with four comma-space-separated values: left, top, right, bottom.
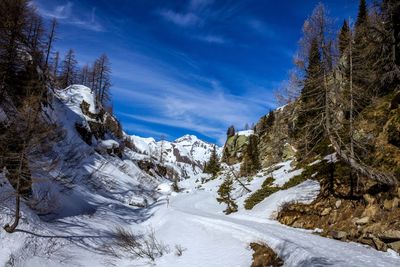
174, 244, 186, 257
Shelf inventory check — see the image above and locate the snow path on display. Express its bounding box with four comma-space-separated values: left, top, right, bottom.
149, 190, 400, 267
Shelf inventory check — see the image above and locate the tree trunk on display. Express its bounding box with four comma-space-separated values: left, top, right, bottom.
3, 141, 26, 234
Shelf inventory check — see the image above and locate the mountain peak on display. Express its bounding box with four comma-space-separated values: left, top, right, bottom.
175, 134, 199, 143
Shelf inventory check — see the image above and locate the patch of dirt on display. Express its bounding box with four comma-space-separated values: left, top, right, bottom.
250, 242, 283, 267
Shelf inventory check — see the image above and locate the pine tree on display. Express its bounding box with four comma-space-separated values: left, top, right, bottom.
369, 0, 400, 92
216, 175, 237, 214
296, 36, 326, 155
352, 0, 375, 100
338, 20, 351, 56
301, 37, 323, 113
226, 125, 235, 137
257, 110, 275, 135
204, 145, 220, 177
356, 0, 368, 28
240, 135, 260, 176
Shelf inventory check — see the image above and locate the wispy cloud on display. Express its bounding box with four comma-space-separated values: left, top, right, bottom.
35, 1, 104, 32
247, 18, 275, 39
109, 48, 274, 144
158, 10, 202, 27
189, 0, 214, 10
194, 34, 229, 44
123, 122, 169, 139
156, 0, 242, 47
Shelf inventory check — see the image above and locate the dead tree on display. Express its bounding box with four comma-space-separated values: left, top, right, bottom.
228, 167, 251, 193
2, 94, 58, 233
44, 18, 57, 69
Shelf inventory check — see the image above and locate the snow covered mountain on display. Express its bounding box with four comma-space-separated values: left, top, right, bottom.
53, 84, 220, 181
127, 133, 222, 179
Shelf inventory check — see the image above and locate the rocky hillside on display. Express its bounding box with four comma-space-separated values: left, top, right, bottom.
222, 130, 255, 165
57, 85, 220, 182
221, 106, 297, 168
235, 91, 400, 254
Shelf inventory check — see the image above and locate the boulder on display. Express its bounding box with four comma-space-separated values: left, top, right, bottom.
362, 204, 379, 218
363, 194, 375, 205
359, 236, 375, 247
321, 207, 332, 216
392, 197, 399, 209
331, 230, 347, 240
292, 221, 304, 228
355, 217, 370, 225
388, 241, 400, 252
378, 230, 400, 241
362, 223, 385, 235
383, 199, 394, 210
335, 200, 342, 209
372, 237, 387, 251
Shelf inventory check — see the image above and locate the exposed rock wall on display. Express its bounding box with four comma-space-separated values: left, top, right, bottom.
256, 103, 296, 167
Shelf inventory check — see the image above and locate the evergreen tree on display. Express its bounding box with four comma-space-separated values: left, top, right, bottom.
301, 37, 323, 112
338, 20, 351, 56
240, 135, 261, 176
352, 0, 375, 100
356, 0, 368, 28
257, 110, 275, 135
370, 0, 400, 92
226, 125, 235, 137
216, 175, 237, 214
296, 36, 326, 155
204, 145, 220, 177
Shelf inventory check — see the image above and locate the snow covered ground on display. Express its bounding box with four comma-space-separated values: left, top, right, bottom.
147, 164, 400, 267
1, 157, 400, 267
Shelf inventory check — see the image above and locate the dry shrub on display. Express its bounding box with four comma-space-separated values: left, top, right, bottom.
174, 244, 186, 256
113, 227, 170, 261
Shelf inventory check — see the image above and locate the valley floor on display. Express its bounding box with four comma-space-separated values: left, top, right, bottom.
1, 168, 400, 267
147, 179, 400, 267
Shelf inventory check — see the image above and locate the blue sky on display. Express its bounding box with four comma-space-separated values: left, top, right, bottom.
34, 0, 359, 144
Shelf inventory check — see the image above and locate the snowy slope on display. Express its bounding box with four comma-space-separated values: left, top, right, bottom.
0, 85, 163, 266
